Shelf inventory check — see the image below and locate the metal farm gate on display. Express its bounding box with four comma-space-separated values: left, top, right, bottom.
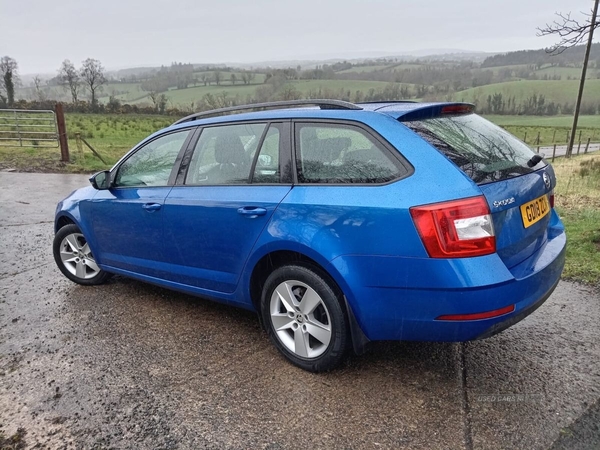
0, 109, 59, 147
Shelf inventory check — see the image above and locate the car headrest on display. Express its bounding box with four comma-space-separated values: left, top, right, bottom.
214, 134, 247, 165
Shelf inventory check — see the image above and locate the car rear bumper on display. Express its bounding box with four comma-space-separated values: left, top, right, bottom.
331, 222, 566, 342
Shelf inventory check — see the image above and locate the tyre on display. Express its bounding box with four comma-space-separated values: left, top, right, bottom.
53, 224, 110, 286
261, 264, 349, 372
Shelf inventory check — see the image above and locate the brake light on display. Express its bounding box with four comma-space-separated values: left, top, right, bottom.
549, 190, 555, 208
440, 104, 474, 115
410, 196, 495, 258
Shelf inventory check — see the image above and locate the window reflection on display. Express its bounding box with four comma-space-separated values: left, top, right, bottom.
405, 114, 542, 184
115, 130, 191, 187
296, 124, 403, 184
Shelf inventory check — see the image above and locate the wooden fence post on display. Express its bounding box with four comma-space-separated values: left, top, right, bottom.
55, 103, 69, 162
75, 133, 85, 163
552, 144, 557, 162
584, 138, 591, 154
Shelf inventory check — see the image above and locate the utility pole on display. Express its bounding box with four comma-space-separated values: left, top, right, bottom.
567, 0, 599, 158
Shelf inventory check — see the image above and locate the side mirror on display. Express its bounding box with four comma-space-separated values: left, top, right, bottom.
89, 171, 111, 190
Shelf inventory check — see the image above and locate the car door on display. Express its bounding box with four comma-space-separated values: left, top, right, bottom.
162, 121, 292, 293
91, 128, 194, 277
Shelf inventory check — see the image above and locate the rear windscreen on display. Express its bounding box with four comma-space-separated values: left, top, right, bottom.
404, 114, 545, 184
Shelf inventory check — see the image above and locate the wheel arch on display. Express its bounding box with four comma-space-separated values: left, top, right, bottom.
246, 245, 370, 354
54, 211, 102, 266
55, 214, 76, 233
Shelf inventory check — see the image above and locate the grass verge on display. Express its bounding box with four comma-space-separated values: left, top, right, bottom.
553, 154, 600, 284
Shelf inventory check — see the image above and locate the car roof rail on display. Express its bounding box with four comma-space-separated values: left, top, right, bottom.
172, 99, 363, 125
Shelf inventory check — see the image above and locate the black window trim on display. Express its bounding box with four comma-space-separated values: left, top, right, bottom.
248, 123, 271, 183
109, 126, 197, 189
175, 119, 293, 187
291, 119, 414, 186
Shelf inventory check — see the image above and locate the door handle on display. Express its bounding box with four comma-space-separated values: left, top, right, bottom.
143, 203, 162, 212
237, 206, 267, 217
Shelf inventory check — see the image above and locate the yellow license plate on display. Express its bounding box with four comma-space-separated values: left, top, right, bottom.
520, 195, 550, 228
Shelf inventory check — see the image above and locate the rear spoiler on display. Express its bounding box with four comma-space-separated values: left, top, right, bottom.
379, 103, 475, 121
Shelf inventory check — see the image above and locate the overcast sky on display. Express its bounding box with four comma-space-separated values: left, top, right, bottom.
0, 0, 596, 75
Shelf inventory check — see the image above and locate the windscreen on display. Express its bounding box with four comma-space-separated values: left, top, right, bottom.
404, 114, 545, 184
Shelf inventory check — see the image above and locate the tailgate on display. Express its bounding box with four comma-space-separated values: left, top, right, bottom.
479, 166, 555, 269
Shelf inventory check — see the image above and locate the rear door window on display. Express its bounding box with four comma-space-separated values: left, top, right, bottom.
404, 114, 545, 184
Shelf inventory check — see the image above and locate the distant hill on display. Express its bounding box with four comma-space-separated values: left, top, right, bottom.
482, 43, 600, 68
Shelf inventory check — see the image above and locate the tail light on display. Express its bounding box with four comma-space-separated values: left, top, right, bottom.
410, 196, 495, 258
549, 190, 555, 208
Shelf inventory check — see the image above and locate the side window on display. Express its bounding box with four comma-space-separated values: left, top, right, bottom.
252, 124, 282, 184
114, 130, 190, 187
295, 123, 405, 184
185, 123, 266, 185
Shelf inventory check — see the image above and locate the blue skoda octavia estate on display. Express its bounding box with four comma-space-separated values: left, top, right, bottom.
53, 100, 566, 372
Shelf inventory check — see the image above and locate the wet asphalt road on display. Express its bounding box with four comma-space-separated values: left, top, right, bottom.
0, 172, 599, 449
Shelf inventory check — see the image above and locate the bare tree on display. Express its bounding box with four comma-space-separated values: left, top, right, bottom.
147, 90, 159, 109
80, 58, 106, 109
538, 0, 599, 157
141, 78, 163, 110
32, 76, 46, 101
230, 73, 237, 85
58, 59, 81, 103
0, 56, 19, 107
537, 9, 600, 54
157, 93, 168, 114
213, 71, 222, 86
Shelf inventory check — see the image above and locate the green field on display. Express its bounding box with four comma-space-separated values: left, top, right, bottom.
337, 65, 392, 74
65, 113, 174, 170
483, 115, 600, 146
484, 115, 600, 128
534, 66, 591, 79
337, 63, 426, 74
454, 79, 600, 105
129, 79, 407, 107
192, 71, 267, 85
131, 83, 259, 106
474, 64, 597, 80
292, 79, 405, 94
97, 83, 148, 103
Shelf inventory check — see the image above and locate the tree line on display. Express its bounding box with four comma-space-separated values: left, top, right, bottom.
481, 43, 600, 68
0, 56, 108, 110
